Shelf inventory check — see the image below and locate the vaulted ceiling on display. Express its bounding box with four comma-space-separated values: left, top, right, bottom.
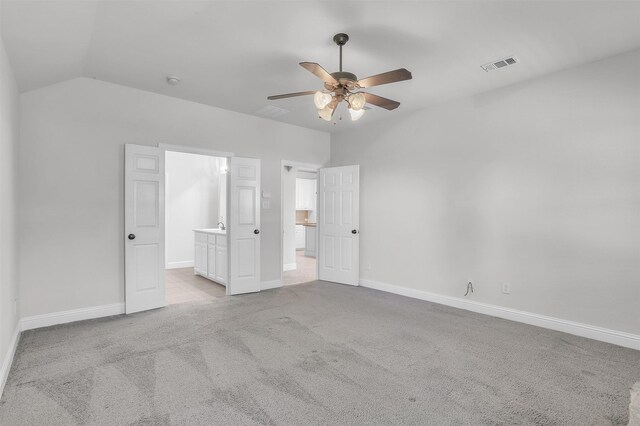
2, 1, 640, 132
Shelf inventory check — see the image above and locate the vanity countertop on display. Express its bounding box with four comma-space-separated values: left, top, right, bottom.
193, 228, 227, 235
297, 222, 317, 227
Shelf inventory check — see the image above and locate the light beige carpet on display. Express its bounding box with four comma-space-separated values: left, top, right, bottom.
1, 281, 638, 425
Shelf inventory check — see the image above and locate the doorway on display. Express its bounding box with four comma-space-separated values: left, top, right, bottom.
281, 161, 320, 285
164, 150, 227, 305
125, 143, 263, 314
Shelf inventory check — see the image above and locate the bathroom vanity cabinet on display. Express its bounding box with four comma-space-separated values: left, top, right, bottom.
193, 229, 227, 286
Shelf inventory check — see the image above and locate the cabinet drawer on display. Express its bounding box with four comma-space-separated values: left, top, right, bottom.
216, 235, 227, 247
194, 232, 207, 243
207, 234, 216, 245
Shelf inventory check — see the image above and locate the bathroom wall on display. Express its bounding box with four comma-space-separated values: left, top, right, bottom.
165, 151, 224, 269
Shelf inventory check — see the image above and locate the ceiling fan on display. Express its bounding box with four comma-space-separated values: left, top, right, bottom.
267, 33, 412, 122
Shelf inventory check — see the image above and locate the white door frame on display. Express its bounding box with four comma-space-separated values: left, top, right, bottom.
158, 143, 235, 296
158, 144, 234, 159
280, 160, 323, 286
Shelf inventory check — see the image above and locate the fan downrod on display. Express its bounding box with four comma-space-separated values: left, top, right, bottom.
333, 33, 350, 74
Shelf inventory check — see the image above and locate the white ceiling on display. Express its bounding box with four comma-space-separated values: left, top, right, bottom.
2, 1, 640, 133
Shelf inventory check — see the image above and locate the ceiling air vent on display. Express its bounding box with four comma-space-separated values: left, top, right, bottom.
256, 105, 290, 118
481, 56, 518, 72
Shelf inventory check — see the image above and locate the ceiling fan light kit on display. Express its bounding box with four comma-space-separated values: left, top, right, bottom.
267, 33, 412, 123
318, 104, 335, 121
349, 92, 366, 110
349, 108, 365, 121
313, 91, 332, 109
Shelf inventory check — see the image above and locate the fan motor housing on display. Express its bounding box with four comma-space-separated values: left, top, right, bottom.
327, 71, 358, 90
331, 71, 357, 82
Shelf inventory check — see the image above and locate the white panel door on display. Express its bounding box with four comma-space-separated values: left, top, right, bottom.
318, 165, 360, 286
125, 144, 166, 313
229, 157, 261, 295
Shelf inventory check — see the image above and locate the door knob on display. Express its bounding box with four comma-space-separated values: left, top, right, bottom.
351, 229, 358, 234
254, 229, 260, 234
128, 234, 136, 240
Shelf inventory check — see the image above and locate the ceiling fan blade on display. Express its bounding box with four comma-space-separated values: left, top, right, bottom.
363, 92, 401, 110
357, 68, 412, 88
299, 62, 338, 85
267, 91, 316, 100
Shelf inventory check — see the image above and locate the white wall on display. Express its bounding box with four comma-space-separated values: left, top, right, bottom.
330, 49, 640, 335
165, 151, 223, 269
19, 78, 330, 317
0, 17, 20, 390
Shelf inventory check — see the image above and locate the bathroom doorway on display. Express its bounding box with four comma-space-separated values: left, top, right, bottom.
164, 150, 228, 304
125, 143, 262, 314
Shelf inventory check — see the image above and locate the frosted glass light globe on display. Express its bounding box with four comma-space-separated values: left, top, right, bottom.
318, 105, 334, 121
314, 91, 332, 109
349, 107, 365, 121
349, 92, 366, 111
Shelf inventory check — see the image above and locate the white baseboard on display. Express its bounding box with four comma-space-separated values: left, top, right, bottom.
359, 279, 640, 351
166, 261, 194, 269
20, 303, 125, 332
283, 263, 297, 272
261, 279, 283, 291
1, 323, 20, 398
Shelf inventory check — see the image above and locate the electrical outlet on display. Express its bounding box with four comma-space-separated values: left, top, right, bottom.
364, 262, 372, 272
501, 283, 511, 294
